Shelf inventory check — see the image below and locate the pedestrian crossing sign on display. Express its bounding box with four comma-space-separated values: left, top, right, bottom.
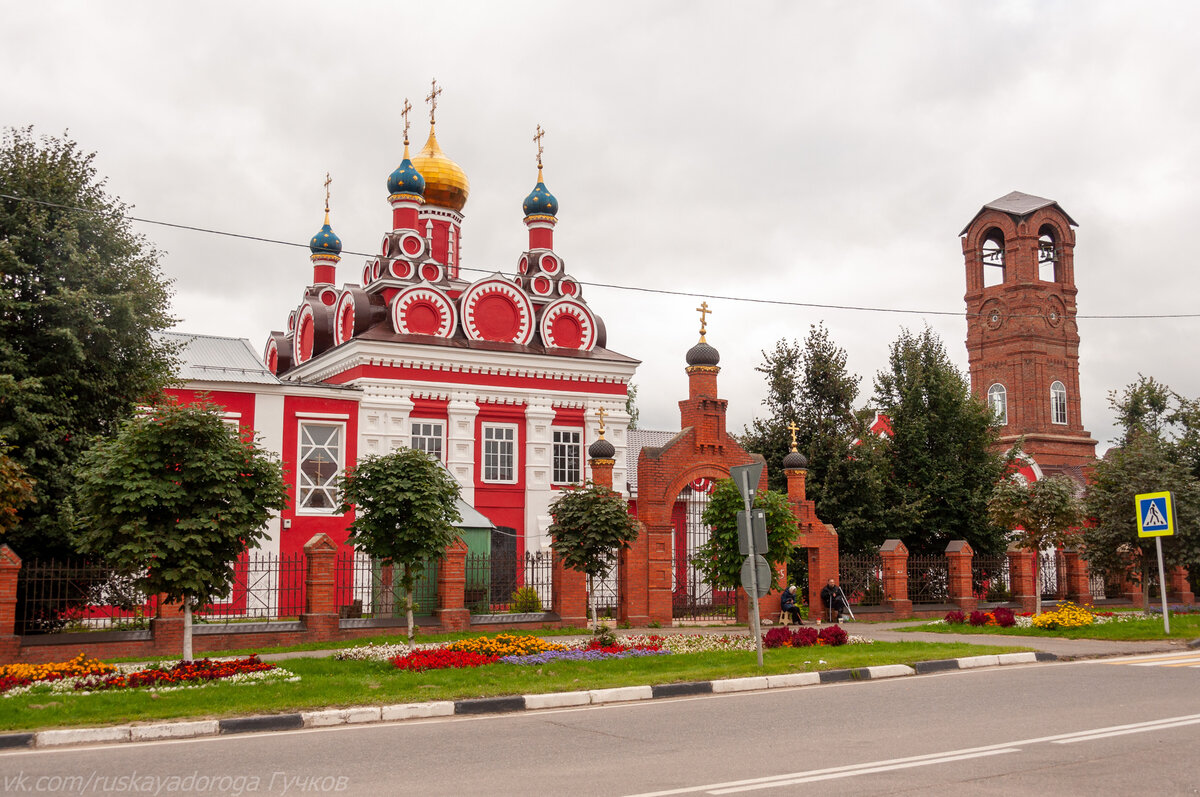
1135, 491, 1174, 537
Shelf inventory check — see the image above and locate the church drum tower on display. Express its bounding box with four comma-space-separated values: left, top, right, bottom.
961, 191, 1097, 468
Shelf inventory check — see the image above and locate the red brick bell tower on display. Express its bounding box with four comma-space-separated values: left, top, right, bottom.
961, 192, 1097, 467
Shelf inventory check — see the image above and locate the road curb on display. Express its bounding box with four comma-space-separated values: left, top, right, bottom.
9, 650, 1058, 749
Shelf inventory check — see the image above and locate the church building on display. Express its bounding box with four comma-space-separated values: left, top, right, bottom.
167, 85, 638, 560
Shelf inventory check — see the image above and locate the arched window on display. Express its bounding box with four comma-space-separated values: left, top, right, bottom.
987, 383, 1008, 425
982, 229, 1005, 287
1038, 225, 1059, 282
1050, 381, 1067, 425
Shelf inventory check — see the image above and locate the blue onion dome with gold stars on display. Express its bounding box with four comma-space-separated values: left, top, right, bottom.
309, 212, 342, 257
388, 149, 426, 199
523, 169, 558, 218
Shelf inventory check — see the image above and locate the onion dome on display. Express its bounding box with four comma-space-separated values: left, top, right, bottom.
523, 169, 559, 218
686, 340, 720, 367
783, 450, 809, 470
411, 126, 469, 212
588, 437, 616, 460
388, 146, 426, 199
309, 212, 342, 257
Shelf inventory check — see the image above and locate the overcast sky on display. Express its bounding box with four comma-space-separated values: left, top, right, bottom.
6, 1, 1200, 453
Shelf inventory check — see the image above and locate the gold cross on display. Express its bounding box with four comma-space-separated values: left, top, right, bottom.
787, 421, 799, 451
533, 124, 545, 170
597, 406, 607, 438
696, 301, 711, 342
426, 78, 442, 124
401, 98, 412, 145
323, 172, 332, 213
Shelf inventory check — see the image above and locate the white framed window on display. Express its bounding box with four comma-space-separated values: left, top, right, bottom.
482, 424, 517, 483
298, 422, 343, 513
552, 428, 582, 485
411, 420, 444, 462
1050, 381, 1068, 425
987, 383, 1007, 426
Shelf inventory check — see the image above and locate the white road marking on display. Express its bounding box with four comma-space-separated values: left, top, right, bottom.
623, 712, 1200, 796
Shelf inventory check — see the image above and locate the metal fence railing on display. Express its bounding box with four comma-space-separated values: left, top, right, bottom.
907, 554, 949, 605
1039, 550, 1066, 601
464, 551, 554, 614
839, 554, 884, 607
195, 552, 306, 624
972, 554, 1012, 604
335, 553, 439, 620
16, 561, 156, 635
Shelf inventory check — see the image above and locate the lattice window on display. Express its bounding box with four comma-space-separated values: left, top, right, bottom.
1051, 381, 1068, 425
482, 424, 517, 483
411, 420, 444, 462
298, 422, 342, 512
552, 428, 581, 485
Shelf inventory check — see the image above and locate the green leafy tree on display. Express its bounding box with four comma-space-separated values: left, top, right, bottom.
693, 479, 797, 592
73, 399, 287, 660
740, 338, 803, 492
548, 482, 640, 626
625, 382, 639, 430
988, 475, 1083, 614
1084, 433, 1200, 608
1110, 376, 1200, 480
338, 448, 462, 648
0, 444, 35, 537
1, 127, 176, 559
874, 326, 1010, 554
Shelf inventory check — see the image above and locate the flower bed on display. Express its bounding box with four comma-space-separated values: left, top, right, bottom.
936, 602, 1141, 630
446, 633, 566, 657
2, 655, 297, 698
762, 625, 849, 649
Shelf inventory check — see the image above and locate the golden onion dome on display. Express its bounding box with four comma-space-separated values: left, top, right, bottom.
411, 125, 469, 212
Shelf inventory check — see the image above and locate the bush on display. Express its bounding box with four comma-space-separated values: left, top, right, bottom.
992, 607, 1015, 627
818, 625, 849, 646
510, 586, 543, 613
968, 610, 990, 626
763, 627, 793, 649
944, 610, 966, 624
792, 626, 819, 647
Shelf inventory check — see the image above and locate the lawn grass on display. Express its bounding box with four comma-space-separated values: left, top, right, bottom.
0, 640, 1026, 732
903, 612, 1200, 641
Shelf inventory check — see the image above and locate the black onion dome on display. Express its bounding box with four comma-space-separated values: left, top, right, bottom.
685, 341, 720, 367
783, 450, 809, 469
588, 438, 616, 459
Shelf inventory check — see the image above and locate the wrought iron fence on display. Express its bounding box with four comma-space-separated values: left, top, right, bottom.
908, 555, 950, 604
972, 555, 1012, 604
589, 560, 621, 619
464, 550, 554, 614
195, 552, 306, 624
1039, 550, 1066, 600
672, 484, 736, 622
839, 553, 884, 607
16, 561, 156, 635
1089, 570, 1107, 601
335, 552, 439, 619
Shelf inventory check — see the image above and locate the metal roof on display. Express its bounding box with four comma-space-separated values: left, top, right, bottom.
625, 428, 678, 492
161, 331, 281, 385
959, 191, 1078, 235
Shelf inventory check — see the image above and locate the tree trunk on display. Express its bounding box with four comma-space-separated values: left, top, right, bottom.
404, 566, 415, 650
182, 600, 193, 662
588, 573, 597, 628
1032, 550, 1042, 616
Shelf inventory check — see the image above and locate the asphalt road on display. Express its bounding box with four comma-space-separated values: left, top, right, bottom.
3, 653, 1199, 796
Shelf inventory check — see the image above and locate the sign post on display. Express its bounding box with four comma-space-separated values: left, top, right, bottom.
1135, 491, 1175, 635
731, 463, 765, 667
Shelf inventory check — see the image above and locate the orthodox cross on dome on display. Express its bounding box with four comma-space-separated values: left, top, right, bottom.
533, 124, 546, 171
323, 172, 332, 214
401, 98, 413, 146
696, 301, 711, 343
426, 78, 442, 125
787, 420, 799, 452
597, 406, 607, 439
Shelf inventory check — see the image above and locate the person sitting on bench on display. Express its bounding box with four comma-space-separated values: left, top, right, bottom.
820, 578, 848, 622
780, 585, 803, 625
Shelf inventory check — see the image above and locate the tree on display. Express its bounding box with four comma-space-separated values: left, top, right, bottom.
988, 475, 1083, 614
740, 338, 803, 493
874, 327, 1011, 554
1, 127, 176, 559
1110, 375, 1200, 480
73, 399, 287, 659
548, 481, 640, 626
693, 479, 797, 592
625, 382, 640, 430
0, 444, 34, 537
338, 448, 462, 648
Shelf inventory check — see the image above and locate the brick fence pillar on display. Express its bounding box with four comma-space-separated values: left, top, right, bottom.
0, 546, 21, 664
1169, 566, 1195, 605
302, 533, 339, 640
945, 540, 976, 613
1007, 545, 1037, 613
1112, 566, 1145, 608
880, 539, 911, 618
150, 595, 185, 657
1063, 548, 1092, 604
551, 557, 589, 627
435, 539, 470, 632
